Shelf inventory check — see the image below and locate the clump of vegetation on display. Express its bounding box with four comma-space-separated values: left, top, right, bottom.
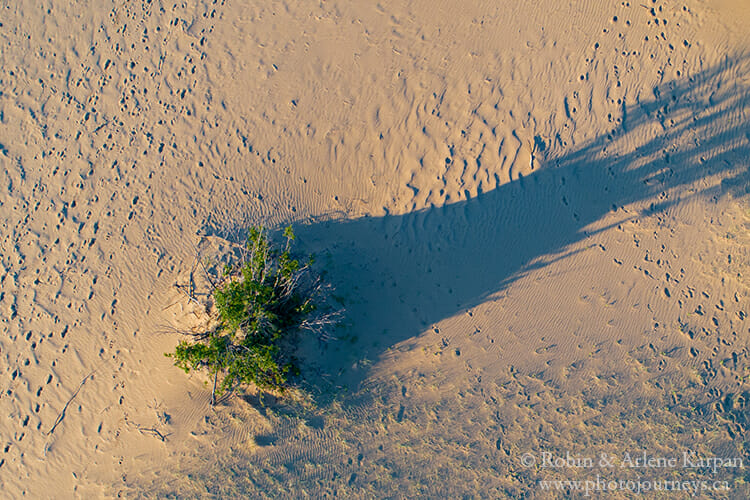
167, 226, 336, 404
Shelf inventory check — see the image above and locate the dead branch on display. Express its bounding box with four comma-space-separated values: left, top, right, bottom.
174, 283, 202, 306
136, 426, 170, 442
46, 370, 96, 436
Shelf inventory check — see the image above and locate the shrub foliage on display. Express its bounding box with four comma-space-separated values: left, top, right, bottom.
168, 226, 329, 403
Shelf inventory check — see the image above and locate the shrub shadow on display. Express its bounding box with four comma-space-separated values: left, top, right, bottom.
288, 54, 749, 393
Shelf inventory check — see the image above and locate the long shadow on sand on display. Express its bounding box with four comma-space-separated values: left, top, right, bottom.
210, 56, 748, 394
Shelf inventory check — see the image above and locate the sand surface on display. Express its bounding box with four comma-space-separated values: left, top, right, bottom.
1, 0, 748, 497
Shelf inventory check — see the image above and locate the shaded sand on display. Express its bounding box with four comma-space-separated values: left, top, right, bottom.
0, 0, 748, 497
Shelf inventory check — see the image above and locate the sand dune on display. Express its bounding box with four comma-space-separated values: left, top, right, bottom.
0, 0, 748, 497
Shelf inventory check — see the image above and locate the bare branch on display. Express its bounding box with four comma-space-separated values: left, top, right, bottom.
174, 283, 202, 306
46, 370, 96, 436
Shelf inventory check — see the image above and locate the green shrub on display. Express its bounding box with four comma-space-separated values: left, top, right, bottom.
167, 226, 334, 404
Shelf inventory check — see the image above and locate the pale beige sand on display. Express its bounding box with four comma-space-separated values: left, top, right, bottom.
0, 0, 748, 498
